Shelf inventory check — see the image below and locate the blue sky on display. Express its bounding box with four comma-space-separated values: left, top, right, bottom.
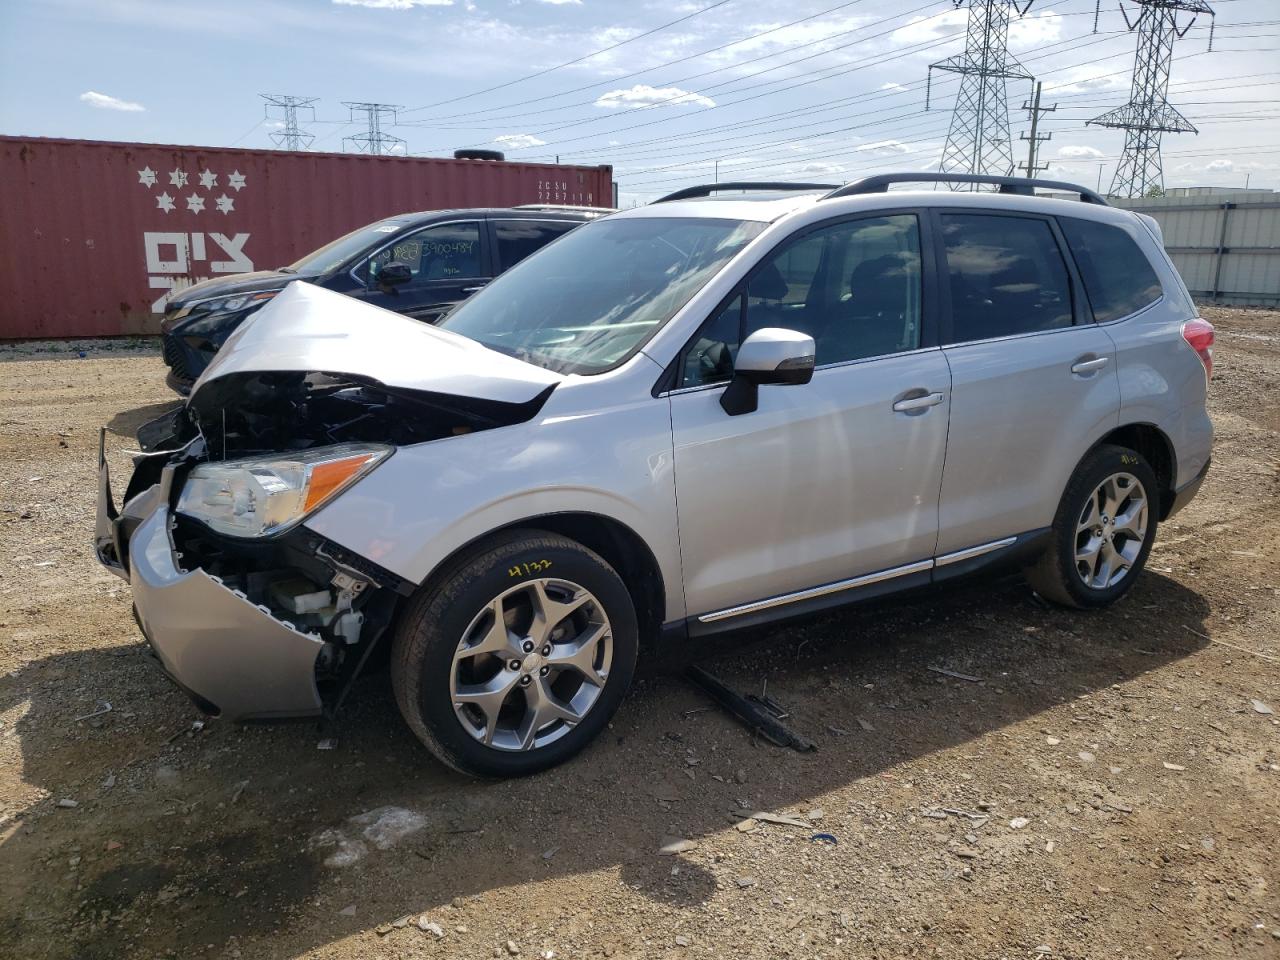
2, 0, 1278, 203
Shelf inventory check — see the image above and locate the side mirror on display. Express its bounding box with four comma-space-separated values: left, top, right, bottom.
720, 327, 815, 416
376, 261, 413, 290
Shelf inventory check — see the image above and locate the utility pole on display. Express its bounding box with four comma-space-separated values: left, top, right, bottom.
1087, 0, 1214, 198
928, 1, 1036, 182
342, 102, 406, 156
260, 94, 318, 152
1019, 81, 1056, 177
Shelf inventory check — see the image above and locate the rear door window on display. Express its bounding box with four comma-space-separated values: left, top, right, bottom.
493, 219, 580, 271
1058, 217, 1163, 322
939, 213, 1073, 343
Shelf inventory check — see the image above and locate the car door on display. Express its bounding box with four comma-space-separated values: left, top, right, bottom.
667, 212, 952, 621
489, 217, 582, 274
931, 209, 1120, 557
353, 219, 490, 323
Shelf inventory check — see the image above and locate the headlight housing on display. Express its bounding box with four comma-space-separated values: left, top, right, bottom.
176, 443, 391, 538
175, 290, 282, 334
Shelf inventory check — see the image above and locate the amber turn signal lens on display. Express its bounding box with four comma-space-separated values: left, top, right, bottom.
303, 453, 379, 513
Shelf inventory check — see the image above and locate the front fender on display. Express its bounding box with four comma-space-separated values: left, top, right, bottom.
303, 392, 684, 621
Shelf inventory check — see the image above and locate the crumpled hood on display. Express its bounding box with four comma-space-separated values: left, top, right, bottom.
190, 282, 562, 405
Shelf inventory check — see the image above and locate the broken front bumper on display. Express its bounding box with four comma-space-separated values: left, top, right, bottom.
96, 446, 325, 721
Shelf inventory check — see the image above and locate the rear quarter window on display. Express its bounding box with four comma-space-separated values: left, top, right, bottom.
1059, 217, 1163, 322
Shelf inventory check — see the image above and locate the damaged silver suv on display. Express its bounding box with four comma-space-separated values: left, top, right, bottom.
97, 174, 1213, 777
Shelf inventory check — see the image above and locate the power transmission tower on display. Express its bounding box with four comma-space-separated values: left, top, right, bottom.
927, 1, 1036, 182
342, 102, 406, 156
1087, 0, 1215, 198
260, 94, 318, 152
1019, 80, 1057, 176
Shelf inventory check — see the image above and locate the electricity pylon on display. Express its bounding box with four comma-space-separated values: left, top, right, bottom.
928, 1, 1036, 182
260, 94, 318, 152
1087, 0, 1215, 198
342, 102, 406, 156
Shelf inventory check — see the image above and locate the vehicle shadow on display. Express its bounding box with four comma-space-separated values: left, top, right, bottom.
0, 570, 1210, 960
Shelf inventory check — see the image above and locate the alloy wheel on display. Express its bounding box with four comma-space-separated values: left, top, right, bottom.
1074, 471, 1149, 590
450, 578, 613, 752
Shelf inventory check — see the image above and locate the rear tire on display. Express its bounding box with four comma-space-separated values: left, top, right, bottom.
391, 529, 638, 777
1024, 444, 1158, 609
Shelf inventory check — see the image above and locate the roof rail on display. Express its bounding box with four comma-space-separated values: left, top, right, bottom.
514, 204, 616, 214
823, 173, 1108, 206
653, 181, 840, 204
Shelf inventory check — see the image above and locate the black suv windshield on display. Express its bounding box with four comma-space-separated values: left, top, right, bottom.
287, 220, 407, 275
439, 216, 764, 374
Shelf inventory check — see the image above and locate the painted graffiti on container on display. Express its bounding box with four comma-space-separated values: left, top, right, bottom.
136, 165, 254, 312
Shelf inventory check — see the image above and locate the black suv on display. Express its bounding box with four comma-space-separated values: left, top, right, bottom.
159, 205, 607, 393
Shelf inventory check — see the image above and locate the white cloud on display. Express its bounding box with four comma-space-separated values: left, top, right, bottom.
535, 0, 582, 4
494, 133, 548, 149
880, 81, 908, 92
1205, 159, 1234, 172
332, 0, 452, 8
1058, 145, 1104, 159
594, 84, 714, 110
891, 9, 1060, 49
1009, 11, 1063, 47
855, 139, 912, 155
791, 161, 846, 176
79, 90, 145, 112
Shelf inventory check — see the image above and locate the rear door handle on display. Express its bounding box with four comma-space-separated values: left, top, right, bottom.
1070, 356, 1109, 375
892, 392, 945, 413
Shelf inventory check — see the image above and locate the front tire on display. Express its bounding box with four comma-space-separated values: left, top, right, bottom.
391, 529, 638, 777
1024, 444, 1158, 609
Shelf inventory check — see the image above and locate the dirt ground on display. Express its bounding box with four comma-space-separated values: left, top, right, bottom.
1, 307, 1278, 960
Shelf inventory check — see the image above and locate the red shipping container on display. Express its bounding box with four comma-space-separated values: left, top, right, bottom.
0, 136, 612, 339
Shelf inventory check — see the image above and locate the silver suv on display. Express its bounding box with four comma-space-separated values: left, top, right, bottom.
96, 173, 1214, 777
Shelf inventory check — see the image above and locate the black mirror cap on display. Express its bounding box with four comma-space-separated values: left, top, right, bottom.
719, 356, 814, 416
378, 262, 413, 287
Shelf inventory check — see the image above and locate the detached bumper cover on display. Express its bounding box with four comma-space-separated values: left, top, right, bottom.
96, 449, 324, 720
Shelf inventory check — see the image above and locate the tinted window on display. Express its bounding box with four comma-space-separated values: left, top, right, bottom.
440, 217, 764, 375
494, 220, 580, 271
365, 222, 483, 284
1059, 217, 1163, 322
287, 220, 407, 276
679, 215, 922, 386
940, 214, 1072, 342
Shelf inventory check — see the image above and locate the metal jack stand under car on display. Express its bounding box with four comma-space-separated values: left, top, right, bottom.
685, 665, 817, 752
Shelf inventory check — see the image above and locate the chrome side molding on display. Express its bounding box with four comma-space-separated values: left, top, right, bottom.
697, 536, 1019, 624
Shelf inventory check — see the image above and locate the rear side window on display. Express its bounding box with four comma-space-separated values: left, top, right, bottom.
1059, 217, 1163, 322
494, 219, 580, 271
940, 213, 1073, 343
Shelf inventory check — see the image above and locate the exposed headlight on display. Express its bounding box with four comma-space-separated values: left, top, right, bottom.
175, 290, 281, 327
176, 443, 391, 538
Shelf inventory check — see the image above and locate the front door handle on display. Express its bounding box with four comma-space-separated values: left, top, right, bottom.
892, 392, 945, 413
1071, 356, 1109, 375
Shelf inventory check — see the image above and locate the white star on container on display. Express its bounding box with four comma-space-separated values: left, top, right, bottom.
198, 169, 218, 189
214, 194, 235, 215
169, 169, 189, 187
137, 166, 157, 188
227, 170, 247, 192
185, 193, 206, 214
155, 192, 176, 213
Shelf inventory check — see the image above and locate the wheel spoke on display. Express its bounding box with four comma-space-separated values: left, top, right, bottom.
546, 622, 610, 687
527, 580, 591, 646
1077, 492, 1101, 533
1102, 476, 1126, 521
454, 598, 516, 664
1112, 496, 1147, 537
517, 677, 581, 749
455, 670, 521, 746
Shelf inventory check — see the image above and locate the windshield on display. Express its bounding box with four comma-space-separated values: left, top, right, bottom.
439, 216, 764, 374
286, 220, 407, 275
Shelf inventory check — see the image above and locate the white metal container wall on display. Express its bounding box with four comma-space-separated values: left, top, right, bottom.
1114, 193, 1280, 306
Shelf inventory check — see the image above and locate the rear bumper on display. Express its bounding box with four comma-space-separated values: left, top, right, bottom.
96, 450, 324, 721
1166, 457, 1210, 520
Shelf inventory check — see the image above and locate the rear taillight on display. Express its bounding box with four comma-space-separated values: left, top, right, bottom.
1182, 318, 1214, 381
